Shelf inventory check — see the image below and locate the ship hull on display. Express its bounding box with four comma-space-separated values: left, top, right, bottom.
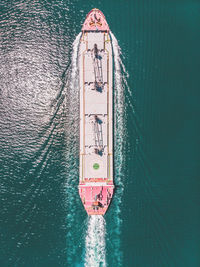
79, 9, 114, 215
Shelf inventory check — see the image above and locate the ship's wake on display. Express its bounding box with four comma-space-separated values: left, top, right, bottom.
85, 215, 106, 267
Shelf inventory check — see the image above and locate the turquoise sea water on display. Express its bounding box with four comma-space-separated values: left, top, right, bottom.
0, 0, 200, 266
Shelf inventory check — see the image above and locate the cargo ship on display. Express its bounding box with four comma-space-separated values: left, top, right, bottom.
78, 9, 114, 215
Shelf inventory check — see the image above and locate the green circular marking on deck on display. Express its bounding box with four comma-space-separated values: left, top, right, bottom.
93, 163, 100, 170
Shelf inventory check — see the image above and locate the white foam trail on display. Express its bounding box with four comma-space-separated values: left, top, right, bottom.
85, 215, 106, 267
110, 31, 127, 187
110, 32, 134, 112
67, 32, 81, 127
65, 32, 81, 159
66, 32, 81, 135
71, 32, 82, 83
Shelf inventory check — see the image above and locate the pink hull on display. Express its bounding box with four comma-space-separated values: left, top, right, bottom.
79, 184, 114, 215
82, 8, 109, 32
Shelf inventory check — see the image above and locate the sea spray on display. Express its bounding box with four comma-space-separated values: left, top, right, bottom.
85, 215, 106, 267
110, 31, 126, 177
70, 32, 82, 83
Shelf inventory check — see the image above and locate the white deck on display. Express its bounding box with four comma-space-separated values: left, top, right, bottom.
79, 32, 113, 181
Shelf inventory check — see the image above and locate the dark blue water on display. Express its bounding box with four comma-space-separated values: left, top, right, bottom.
0, 0, 200, 266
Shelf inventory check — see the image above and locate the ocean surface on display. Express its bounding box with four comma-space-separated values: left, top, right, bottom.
0, 0, 200, 266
